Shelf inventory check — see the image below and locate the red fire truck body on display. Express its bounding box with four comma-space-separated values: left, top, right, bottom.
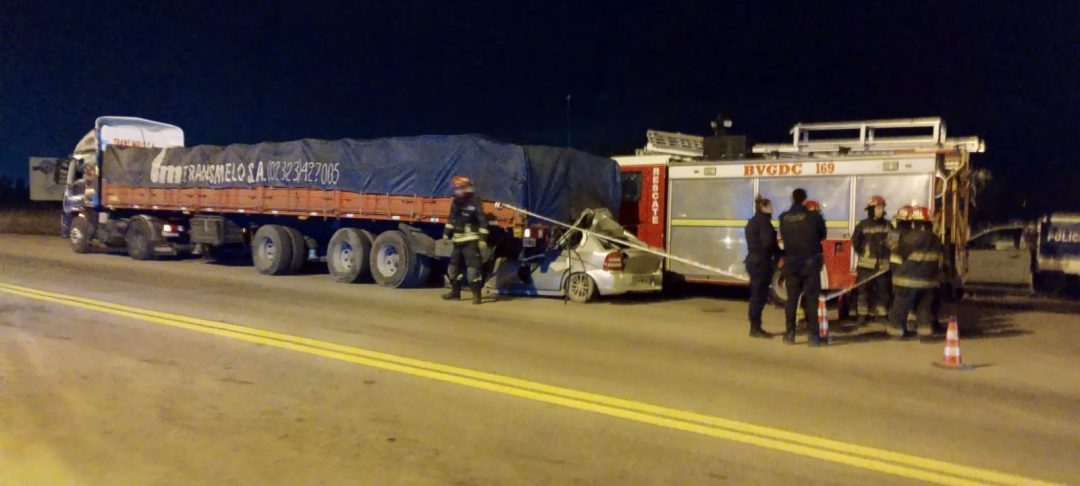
615, 118, 984, 302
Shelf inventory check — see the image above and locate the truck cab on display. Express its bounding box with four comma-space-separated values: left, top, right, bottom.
59, 117, 185, 252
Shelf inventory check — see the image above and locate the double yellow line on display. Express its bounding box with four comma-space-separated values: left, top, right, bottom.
0, 282, 1060, 486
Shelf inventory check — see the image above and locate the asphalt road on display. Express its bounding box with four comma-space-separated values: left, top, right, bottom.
1, 234, 1078, 485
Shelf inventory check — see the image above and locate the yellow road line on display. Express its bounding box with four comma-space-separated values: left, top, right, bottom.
0, 282, 1061, 486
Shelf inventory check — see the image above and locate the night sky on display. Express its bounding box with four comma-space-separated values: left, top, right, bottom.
1, 1, 1076, 220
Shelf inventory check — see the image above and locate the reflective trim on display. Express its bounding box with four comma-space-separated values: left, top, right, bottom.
453, 234, 481, 243
444, 223, 454, 229
862, 227, 888, 234
479, 227, 490, 235
907, 251, 942, 263
857, 259, 880, 269
893, 276, 937, 288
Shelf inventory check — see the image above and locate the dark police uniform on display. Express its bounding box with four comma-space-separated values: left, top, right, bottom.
778, 203, 827, 344
744, 210, 781, 334
851, 215, 891, 320
443, 193, 489, 303
888, 224, 944, 335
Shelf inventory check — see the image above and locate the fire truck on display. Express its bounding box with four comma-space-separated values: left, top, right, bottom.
614, 117, 984, 309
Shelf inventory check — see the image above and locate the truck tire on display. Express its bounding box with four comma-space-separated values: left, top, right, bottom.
327, 228, 373, 283
565, 272, 598, 303
768, 269, 788, 306
369, 230, 420, 288
406, 254, 433, 288
125, 218, 156, 261
70, 216, 93, 254
252, 225, 294, 275
284, 226, 306, 273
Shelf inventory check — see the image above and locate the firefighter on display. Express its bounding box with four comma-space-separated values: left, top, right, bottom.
851, 196, 891, 325
888, 205, 915, 330
442, 175, 489, 305
744, 197, 781, 338
888, 206, 944, 338
778, 188, 827, 346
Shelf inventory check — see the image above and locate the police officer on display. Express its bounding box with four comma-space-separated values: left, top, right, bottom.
744, 197, 781, 338
888, 206, 943, 338
851, 196, 891, 325
778, 188, 827, 346
442, 176, 489, 305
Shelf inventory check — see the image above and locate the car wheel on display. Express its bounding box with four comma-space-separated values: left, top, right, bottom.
768, 268, 788, 306
70, 216, 93, 254
565, 272, 598, 303
327, 228, 374, 283
252, 225, 294, 275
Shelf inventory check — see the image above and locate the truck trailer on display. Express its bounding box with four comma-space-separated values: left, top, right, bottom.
56, 116, 661, 299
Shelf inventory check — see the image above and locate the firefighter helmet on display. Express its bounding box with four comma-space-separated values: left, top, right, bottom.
451, 175, 473, 192
910, 206, 932, 222
804, 200, 821, 212
895, 205, 914, 221
866, 195, 886, 209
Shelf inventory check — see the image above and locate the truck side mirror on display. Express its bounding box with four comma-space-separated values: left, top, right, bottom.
53, 158, 75, 185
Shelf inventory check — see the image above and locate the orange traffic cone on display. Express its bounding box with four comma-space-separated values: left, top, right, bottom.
817, 296, 830, 343
932, 316, 973, 370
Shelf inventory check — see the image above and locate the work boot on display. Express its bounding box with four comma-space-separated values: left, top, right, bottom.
442, 281, 462, 301
748, 326, 772, 339
807, 337, 824, 348
470, 283, 483, 305
856, 315, 868, 326
782, 332, 796, 345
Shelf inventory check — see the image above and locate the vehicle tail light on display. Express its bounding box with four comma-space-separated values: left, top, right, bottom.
163, 224, 174, 232
604, 251, 625, 271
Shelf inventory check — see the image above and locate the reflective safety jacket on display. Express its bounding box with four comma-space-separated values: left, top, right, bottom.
852, 217, 890, 270
444, 194, 489, 244
893, 226, 944, 289
887, 222, 908, 269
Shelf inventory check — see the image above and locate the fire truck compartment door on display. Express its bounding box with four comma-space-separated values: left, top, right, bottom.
667, 178, 754, 280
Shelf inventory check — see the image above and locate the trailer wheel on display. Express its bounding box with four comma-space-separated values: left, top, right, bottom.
70, 216, 93, 254
327, 228, 374, 283
284, 226, 306, 273
125, 218, 155, 261
565, 272, 598, 303
768, 269, 788, 306
405, 254, 433, 288
370, 230, 420, 288
252, 225, 294, 275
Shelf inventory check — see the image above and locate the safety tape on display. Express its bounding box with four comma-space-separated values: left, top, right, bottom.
495, 202, 896, 303
493, 202, 751, 282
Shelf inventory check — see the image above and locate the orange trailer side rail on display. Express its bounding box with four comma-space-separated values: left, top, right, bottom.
101, 184, 523, 228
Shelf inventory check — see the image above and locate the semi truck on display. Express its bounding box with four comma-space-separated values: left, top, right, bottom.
614, 117, 985, 310
55, 116, 662, 300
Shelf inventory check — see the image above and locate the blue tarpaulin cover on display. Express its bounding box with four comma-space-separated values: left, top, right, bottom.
102, 135, 619, 222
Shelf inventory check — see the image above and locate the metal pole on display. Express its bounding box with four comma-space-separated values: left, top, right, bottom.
565, 94, 572, 148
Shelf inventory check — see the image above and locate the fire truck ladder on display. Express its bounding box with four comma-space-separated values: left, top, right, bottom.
751, 117, 984, 156
643, 130, 704, 157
